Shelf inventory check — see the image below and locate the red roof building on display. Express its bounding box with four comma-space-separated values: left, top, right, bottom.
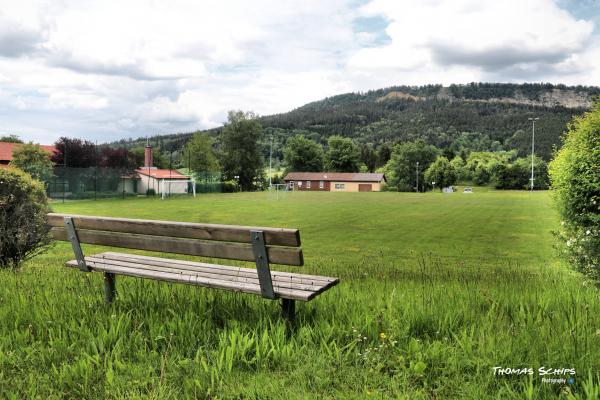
283, 172, 386, 192
0, 142, 57, 166
135, 168, 189, 179
120, 145, 192, 195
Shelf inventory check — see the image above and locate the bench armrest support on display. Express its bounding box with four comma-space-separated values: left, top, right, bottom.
251, 230, 277, 299
64, 217, 90, 272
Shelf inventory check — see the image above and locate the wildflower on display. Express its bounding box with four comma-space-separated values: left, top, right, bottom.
596, 329, 600, 337
586, 230, 591, 235
379, 332, 386, 340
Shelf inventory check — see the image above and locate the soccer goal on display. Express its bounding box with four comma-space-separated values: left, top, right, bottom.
270, 183, 290, 200
159, 179, 196, 200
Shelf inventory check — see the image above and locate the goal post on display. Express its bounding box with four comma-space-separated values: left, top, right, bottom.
271, 183, 289, 200
159, 179, 196, 200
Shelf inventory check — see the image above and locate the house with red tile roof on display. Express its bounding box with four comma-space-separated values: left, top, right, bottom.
0, 142, 57, 168
283, 172, 386, 192
120, 145, 193, 195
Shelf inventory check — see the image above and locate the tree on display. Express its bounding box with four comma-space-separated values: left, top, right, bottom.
282, 135, 324, 172
98, 147, 138, 170
51, 137, 96, 168
377, 143, 392, 167
325, 135, 360, 172
492, 156, 548, 190
465, 151, 515, 185
221, 110, 264, 191
0, 134, 23, 143
0, 167, 52, 269
183, 132, 220, 174
386, 140, 439, 191
424, 156, 457, 190
549, 102, 600, 283
130, 147, 169, 169
450, 156, 467, 181
360, 144, 378, 172
9, 143, 54, 182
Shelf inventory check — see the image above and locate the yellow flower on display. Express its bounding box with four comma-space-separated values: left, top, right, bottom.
379, 332, 386, 339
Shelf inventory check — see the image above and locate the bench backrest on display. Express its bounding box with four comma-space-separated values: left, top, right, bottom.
48, 213, 303, 266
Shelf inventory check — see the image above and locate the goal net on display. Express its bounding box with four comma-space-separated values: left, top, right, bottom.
270, 183, 290, 200
159, 179, 196, 199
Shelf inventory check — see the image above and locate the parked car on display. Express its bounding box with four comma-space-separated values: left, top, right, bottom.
443, 186, 456, 193
463, 187, 473, 193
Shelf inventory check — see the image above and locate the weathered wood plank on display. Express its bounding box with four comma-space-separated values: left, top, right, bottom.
98, 252, 337, 284
72, 256, 336, 293
67, 258, 327, 293
52, 227, 303, 266
48, 213, 301, 247
65, 260, 314, 301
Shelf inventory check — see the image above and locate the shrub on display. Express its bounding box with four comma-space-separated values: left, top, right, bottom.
146, 188, 156, 196
0, 167, 52, 269
222, 180, 240, 193
549, 102, 600, 283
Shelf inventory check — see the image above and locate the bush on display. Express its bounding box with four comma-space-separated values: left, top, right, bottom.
222, 180, 240, 193
0, 167, 52, 269
549, 102, 600, 283
146, 188, 156, 196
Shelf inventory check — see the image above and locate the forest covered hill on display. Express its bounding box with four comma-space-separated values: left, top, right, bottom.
114, 83, 599, 163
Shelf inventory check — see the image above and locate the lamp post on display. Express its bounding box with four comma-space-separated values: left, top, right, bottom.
269, 135, 273, 189
416, 161, 419, 192
528, 117, 539, 191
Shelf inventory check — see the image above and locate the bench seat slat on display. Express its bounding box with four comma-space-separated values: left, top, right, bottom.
99, 252, 337, 284
52, 227, 303, 266
48, 213, 300, 247
81, 257, 327, 292
65, 253, 339, 301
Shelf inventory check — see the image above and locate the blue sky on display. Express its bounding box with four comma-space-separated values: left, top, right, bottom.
0, 0, 599, 144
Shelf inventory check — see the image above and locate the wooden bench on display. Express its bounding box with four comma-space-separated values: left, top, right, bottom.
48, 213, 339, 321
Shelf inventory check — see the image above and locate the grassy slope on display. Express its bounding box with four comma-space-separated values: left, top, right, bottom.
1, 191, 599, 399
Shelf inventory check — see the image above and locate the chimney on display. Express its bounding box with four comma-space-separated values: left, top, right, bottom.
144, 143, 153, 168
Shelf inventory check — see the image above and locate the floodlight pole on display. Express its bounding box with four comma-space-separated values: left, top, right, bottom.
269, 135, 273, 189
416, 161, 419, 192
528, 117, 539, 191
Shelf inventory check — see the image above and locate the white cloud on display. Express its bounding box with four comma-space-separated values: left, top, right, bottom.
350, 0, 595, 79
0, 0, 597, 143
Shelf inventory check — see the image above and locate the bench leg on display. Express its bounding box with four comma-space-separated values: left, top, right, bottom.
281, 298, 295, 322
104, 273, 116, 302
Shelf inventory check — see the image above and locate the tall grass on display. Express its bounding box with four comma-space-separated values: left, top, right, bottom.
1, 191, 599, 398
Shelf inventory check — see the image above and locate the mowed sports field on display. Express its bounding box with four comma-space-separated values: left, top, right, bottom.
2, 191, 599, 399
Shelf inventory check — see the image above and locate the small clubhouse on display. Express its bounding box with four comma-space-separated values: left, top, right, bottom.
283, 172, 386, 192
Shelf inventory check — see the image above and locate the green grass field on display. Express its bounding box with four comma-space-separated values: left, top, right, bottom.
2, 191, 599, 399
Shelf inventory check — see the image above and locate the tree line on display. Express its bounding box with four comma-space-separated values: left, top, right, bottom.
280, 133, 549, 191
5, 111, 267, 192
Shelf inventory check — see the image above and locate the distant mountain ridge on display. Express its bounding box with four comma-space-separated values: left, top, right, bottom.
115, 83, 599, 162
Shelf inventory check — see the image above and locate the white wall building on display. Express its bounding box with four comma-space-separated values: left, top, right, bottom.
120, 145, 193, 195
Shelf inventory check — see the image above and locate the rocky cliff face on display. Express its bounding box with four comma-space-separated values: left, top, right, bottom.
378, 86, 593, 109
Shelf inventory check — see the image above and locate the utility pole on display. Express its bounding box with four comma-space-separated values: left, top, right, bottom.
269, 135, 273, 189
63, 139, 67, 203
528, 117, 539, 191
416, 161, 419, 192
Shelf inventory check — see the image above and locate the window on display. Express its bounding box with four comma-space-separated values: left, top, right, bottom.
306, 180, 311, 188
298, 181, 302, 187
335, 183, 345, 190
319, 180, 324, 189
